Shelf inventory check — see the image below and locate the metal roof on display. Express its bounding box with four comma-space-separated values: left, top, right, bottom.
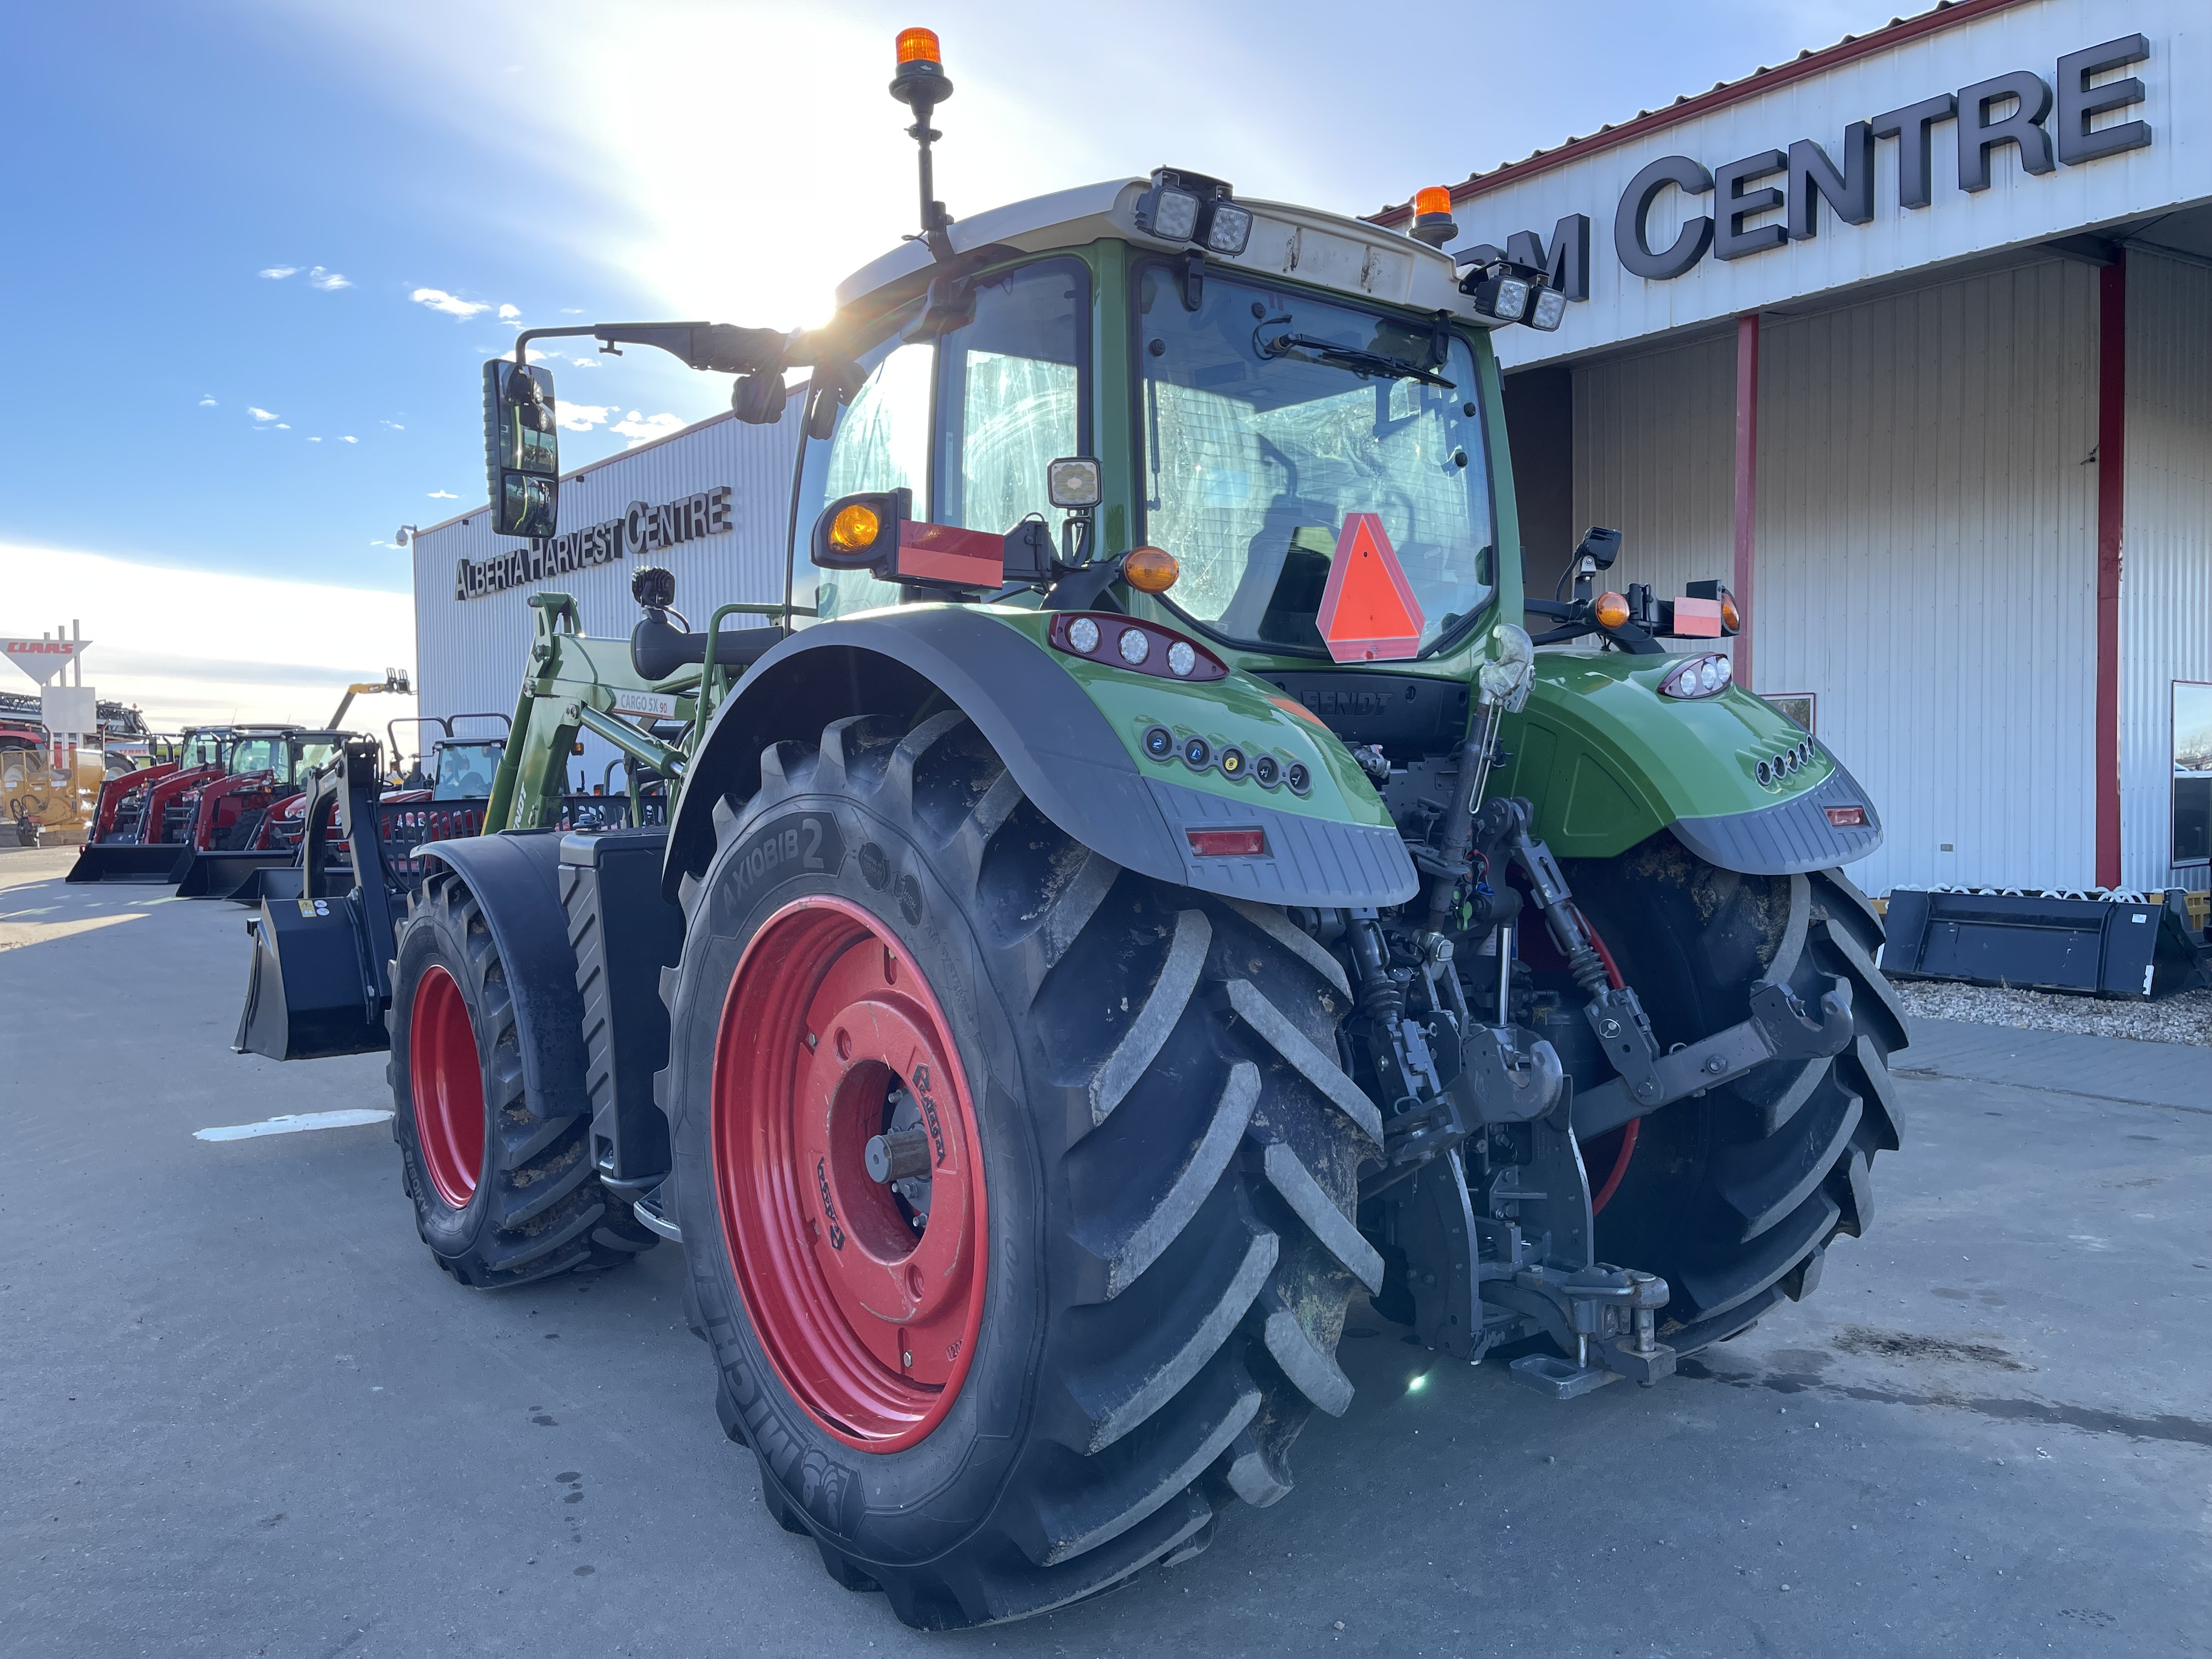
1368, 0, 2032, 224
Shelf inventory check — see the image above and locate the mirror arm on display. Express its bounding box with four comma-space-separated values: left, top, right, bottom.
512, 323, 800, 377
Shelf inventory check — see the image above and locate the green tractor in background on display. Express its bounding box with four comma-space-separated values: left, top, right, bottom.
238, 30, 1904, 1629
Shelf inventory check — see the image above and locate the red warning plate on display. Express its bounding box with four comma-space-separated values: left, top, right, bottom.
1316, 514, 1425, 662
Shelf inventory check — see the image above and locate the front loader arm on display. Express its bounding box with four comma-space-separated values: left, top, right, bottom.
485, 591, 699, 833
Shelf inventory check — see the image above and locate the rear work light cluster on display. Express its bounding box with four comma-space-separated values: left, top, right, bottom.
1657, 652, 1732, 699
1049, 613, 1226, 681
1756, 738, 1818, 789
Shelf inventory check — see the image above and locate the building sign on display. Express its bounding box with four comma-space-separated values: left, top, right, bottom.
3, 636, 92, 687
1478, 33, 2153, 297
454, 486, 733, 601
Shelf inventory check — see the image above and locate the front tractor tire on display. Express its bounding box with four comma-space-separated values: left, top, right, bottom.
386, 866, 658, 1287
1568, 840, 1909, 1352
658, 712, 1378, 1629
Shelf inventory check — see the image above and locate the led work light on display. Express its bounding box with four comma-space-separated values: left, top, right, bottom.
1135, 168, 1252, 257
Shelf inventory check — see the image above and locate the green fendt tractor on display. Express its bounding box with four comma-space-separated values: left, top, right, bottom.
236, 31, 1904, 1629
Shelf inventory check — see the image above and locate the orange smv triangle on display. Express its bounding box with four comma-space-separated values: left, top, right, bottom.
1316, 513, 1425, 663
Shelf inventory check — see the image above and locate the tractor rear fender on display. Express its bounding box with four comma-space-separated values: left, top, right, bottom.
415, 831, 595, 1127
1501, 656, 1883, 875
664, 606, 1419, 911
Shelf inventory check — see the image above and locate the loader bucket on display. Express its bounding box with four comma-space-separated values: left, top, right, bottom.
229, 864, 308, 906
66, 842, 189, 884
234, 892, 390, 1059
176, 848, 300, 901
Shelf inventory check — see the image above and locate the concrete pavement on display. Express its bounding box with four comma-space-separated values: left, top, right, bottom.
3, 845, 2206, 1658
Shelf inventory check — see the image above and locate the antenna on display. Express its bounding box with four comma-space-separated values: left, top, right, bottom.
889, 27, 956, 259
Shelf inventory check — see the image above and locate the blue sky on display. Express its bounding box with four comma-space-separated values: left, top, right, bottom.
1, 0, 1905, 722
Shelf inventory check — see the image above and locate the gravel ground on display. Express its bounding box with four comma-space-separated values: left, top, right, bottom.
1888, 974, 2212, 1048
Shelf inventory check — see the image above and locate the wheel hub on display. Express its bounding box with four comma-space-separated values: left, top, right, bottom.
712, 896, 988, 1451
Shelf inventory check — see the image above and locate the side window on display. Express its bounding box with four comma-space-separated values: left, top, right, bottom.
789, 259, 1089, 625
934, 259, 1087, 534
794, 333, 932, 623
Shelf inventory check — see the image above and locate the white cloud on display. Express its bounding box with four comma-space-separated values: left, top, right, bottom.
523, 347, 552, 363
560, 307, 585, 314
0, 541, 415, 729
308, 266, 352, 291
498, 303, 521, 319
380, 419, 404, 430
410, 287, 493, 319
341, 435, 358, 443
555, 403, 612, 432
248, 407, 278, 422
613, 410, 684, 447
198, 394, 218, 407
566, 355, 598, 366
428, 489, 459, 499
259, 266, 300, 280
307, 436, 323, 443
276, 423, 291, 430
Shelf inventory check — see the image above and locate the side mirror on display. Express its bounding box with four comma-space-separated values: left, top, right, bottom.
1576, 526, 1622, 569
482, 359, 560, 538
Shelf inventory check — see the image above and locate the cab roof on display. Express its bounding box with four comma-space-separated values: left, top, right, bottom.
835, 177, 1484, 325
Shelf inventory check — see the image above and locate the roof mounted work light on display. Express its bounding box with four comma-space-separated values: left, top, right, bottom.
1135, 168, 1252, 257
1454, 247, 1562, 331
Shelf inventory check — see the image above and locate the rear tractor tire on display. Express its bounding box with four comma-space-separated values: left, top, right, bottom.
658, 711, 1378, 1629
386, 865, 658, 1288
1567, 839, 1909, 1352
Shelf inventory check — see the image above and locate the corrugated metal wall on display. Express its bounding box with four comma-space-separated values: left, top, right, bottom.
1568, 330, 1737, 602
1572, 258, 2102, 896
410, 411, 802, 785
2120, 248, 2212, 892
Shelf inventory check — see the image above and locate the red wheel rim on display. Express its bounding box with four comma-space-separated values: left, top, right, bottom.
712, 895, 989, 1453
409, 964, 485, 1209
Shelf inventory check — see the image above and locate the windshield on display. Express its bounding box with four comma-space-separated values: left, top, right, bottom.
434, 741, 502, 800
1139, 268, 1494, 655
292, 741, 340, 781
229, 736, 282, 776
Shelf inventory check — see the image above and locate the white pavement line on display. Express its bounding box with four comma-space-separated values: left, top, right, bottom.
194, 1109, 394, 1142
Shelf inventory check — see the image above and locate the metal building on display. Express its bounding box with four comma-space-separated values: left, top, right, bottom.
1377, 0, 2212, 897
409, 408, 800, 788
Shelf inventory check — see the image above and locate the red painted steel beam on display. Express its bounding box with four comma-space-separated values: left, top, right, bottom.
1733, 314, 1760, 692
2095, 257, 2126, 890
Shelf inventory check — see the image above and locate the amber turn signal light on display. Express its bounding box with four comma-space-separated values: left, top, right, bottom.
1720, 589, 1741, 632
830, 503, 882, 553
1594, 590, 1630, 629
896, 26, 941, 63
1123, 546, 1180, 594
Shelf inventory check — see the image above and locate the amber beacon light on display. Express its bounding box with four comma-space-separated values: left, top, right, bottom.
896, 26, 941, 65
1409, 185, 1458, 249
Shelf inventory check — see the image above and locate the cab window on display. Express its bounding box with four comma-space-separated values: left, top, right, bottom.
791, 258, 1090, 623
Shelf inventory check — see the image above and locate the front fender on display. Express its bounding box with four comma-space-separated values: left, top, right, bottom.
1500, 653, 1882, 873
667, 606, 1418, 911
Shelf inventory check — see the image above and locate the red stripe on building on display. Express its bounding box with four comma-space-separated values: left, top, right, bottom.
1733, 315, 1760, 692
2095, 257, 2126, 890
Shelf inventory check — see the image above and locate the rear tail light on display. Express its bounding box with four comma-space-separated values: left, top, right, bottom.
1187, 828, 1266, 857
1826, 805, 1866, 827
